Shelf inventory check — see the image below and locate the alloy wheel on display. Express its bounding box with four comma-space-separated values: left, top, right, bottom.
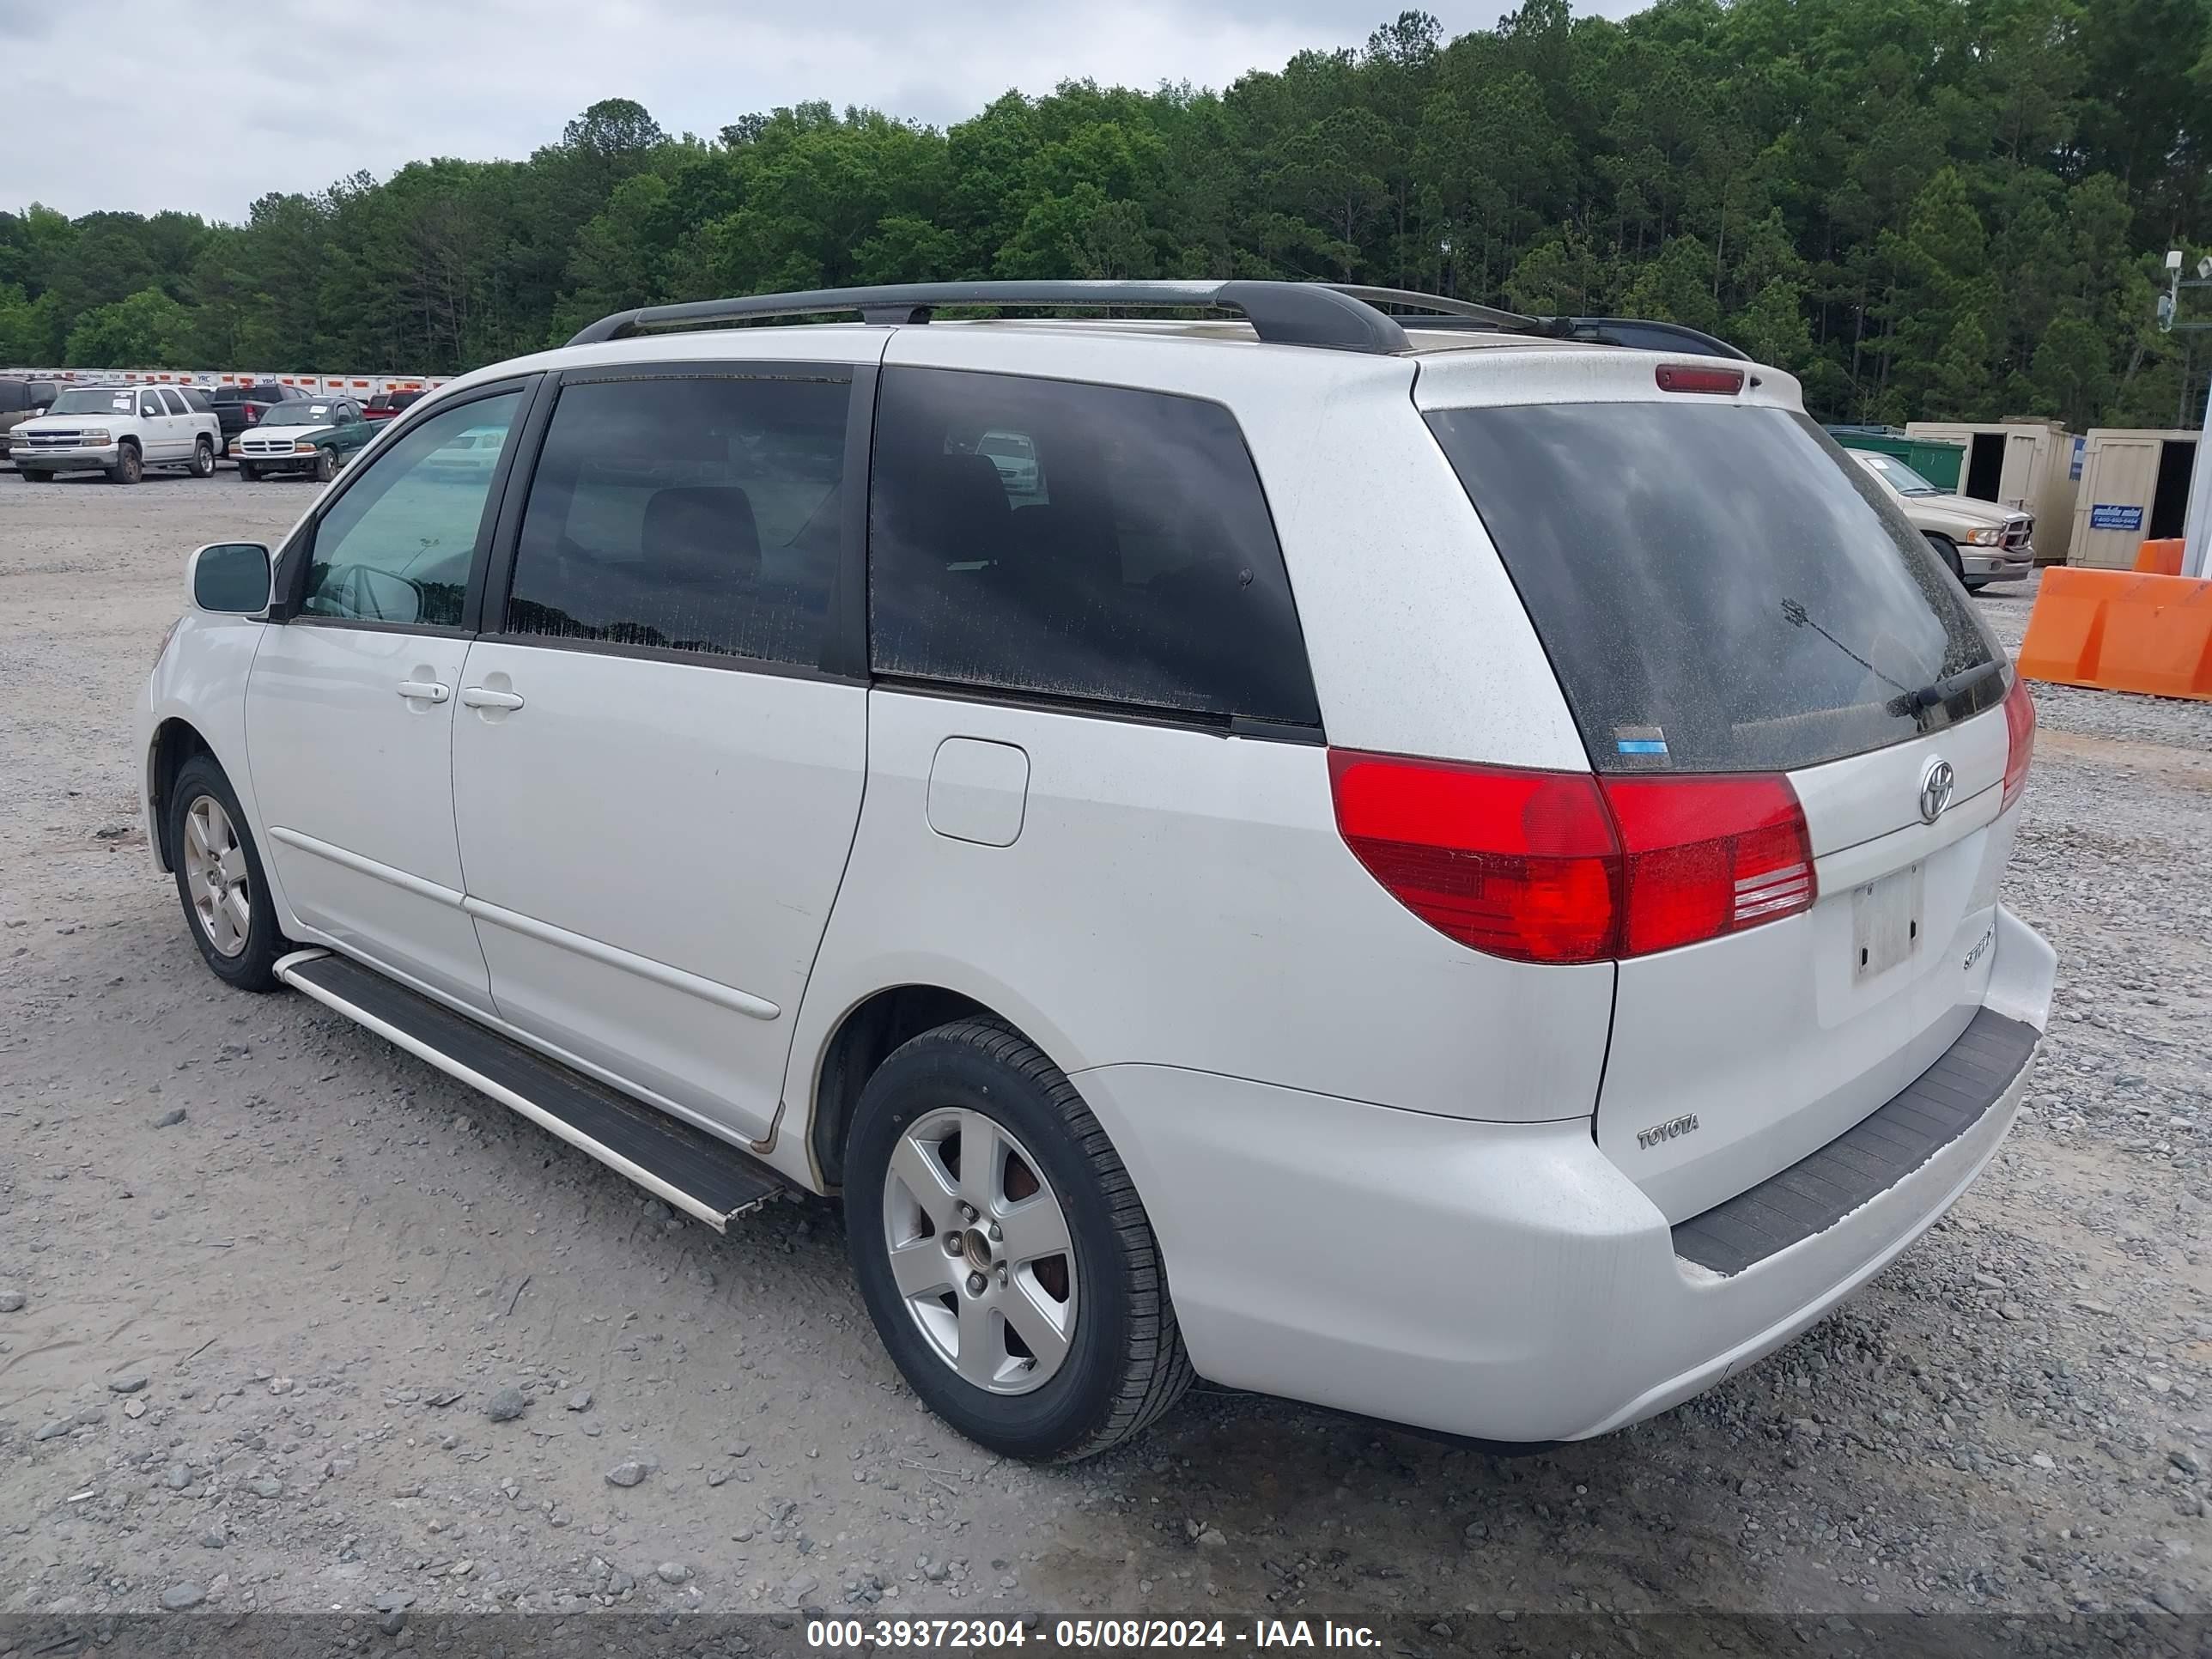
183, 795, 251, 958
880, 1107, 1078, 1395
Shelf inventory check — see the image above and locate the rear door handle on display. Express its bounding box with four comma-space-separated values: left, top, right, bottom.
460, 687, 525, 711
396, 680, 450, 703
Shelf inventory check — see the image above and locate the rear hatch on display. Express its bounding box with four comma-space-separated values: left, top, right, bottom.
1424, 380, 2024, 1221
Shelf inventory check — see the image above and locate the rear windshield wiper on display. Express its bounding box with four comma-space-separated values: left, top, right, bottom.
1886, 657, 2004, 723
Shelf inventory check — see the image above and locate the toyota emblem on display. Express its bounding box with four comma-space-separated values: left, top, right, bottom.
1918, 757, 1955, 824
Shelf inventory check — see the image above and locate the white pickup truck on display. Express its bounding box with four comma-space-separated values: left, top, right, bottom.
8, 384, 222, 483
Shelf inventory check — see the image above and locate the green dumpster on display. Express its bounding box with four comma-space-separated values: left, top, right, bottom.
1825, 426, 1965, 493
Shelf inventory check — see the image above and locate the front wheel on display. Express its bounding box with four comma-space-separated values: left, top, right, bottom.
846, 1020, 1192, 1462
236, 462, 258, 483
313, 447, 337, 483
190, 437, 216, 477
167, 755, 287, 991
1924, 532, 1964, 585
109, 443, 143, 485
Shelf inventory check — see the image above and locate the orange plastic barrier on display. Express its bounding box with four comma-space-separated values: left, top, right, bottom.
2018, 568, 2212, 700
2135, 538, 2185, 575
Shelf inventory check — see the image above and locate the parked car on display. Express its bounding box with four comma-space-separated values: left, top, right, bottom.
139, 280, 2051, 1462
10, 383, 220, 482
0, 378, 58, 456
208, 382, 308, 443
364, 389, 427, 425
232, 397, 373, 482
976, 428, 1041, 495
1846, 449, 2033, 591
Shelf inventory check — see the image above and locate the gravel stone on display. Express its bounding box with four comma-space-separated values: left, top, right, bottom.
605, 1460, 648, 1488
483, 1386, 529, 1422
106, 1372, 149, 1394
151, 1107, 187, 1128
160, 1584, 205, 1612
0, 1291, 25, 1313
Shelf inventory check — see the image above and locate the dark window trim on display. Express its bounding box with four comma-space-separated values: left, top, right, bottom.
872, 673, 1325, 743
468, 373, 562, 635
279, 617, 477, 641
274, 374, 539, 632
474, 630, 866, 687
480, 359, 872, 678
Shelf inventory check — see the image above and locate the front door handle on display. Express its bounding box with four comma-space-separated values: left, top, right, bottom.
460, 687, 525, 711
396, 679, 450, 703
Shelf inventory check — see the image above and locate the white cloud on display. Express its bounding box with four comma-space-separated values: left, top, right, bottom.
8, 1, 1651, 222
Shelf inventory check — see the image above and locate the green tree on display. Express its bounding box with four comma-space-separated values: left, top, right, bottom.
64, 287, 198, 367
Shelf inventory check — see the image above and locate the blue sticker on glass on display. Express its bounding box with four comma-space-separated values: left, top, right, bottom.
1613, 726, 1669, 762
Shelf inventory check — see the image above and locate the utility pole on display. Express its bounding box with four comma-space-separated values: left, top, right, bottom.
2162, 251, 2212, 579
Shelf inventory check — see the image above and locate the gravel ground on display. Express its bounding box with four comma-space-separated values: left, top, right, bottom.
2, 480, 2209, 1648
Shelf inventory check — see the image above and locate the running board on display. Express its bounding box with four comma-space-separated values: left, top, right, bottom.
274, 949, 786, 1231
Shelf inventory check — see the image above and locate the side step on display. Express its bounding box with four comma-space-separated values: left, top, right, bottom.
274, 949, 787, 1231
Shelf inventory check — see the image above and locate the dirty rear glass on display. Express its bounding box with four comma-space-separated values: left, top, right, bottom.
1425, 403, 2003, 774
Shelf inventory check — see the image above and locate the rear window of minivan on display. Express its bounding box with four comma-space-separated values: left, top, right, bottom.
1425, 402, 2003, 775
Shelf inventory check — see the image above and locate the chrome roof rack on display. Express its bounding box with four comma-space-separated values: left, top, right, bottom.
567, 280, 1412, 355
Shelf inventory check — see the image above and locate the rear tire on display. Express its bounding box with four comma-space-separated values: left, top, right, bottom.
313, 447, 337, 483
846, 1020, 1193, 1462
109, 443, 143, 485
167, 755, 287, 992
190, 437, 216, 477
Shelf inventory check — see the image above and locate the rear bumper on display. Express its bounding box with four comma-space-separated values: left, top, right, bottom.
1076, 905, 2054, 1445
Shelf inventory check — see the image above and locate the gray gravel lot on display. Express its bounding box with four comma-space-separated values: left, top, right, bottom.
2, 477, 2209, 1639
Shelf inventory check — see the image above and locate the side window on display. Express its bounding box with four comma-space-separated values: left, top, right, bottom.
158, 389, 190, 416
300, 392, 523, 628
501, 373, 849, 668
138, 392, 164, 419
868, 367, 1321, 726
183, 389, 212, 412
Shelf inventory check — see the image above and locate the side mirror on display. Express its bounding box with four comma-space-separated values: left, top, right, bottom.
188, 542, 272, 615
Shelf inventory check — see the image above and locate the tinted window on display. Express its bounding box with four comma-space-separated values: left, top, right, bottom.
868, 367, 1318, 726
158, 389, 189, 416
503, 374, 848, 667
137, 393, 163, 418
182, 389, 212, 412
0, 381, 26, 415
1425, 403, 2002, 774
301, 392, 521, 628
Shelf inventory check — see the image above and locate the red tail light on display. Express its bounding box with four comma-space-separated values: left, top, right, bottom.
1654, 364, 1745, 395
2001, 674, 2036, 813
1328, 751, 1816, 964
1602, 774, 1815, 956
242, 406, 258, 422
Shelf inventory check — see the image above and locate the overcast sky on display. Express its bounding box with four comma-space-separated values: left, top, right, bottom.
7, 1, 1649, 223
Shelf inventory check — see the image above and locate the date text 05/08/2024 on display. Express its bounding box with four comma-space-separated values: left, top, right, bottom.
806, 1619, 1382, 1649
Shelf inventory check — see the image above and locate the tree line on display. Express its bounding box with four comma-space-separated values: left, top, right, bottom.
2, 0, 2206, 429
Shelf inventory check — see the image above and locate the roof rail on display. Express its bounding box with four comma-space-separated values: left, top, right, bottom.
566, 280, 1411, 355
1326, 284, 1548, 335
1326, 285, 1753, 362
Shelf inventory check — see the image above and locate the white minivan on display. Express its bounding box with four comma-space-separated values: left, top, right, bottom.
138, 281, 2052, 1462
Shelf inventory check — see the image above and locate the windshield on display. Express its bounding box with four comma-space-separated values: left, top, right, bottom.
50, 388, 134, 416
1857, 452, 1940, 496
261, 404, 334, 428
1425, 402, 2002, 774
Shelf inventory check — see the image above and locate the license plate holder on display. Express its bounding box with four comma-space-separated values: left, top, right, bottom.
1852, 863, 1924, 981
